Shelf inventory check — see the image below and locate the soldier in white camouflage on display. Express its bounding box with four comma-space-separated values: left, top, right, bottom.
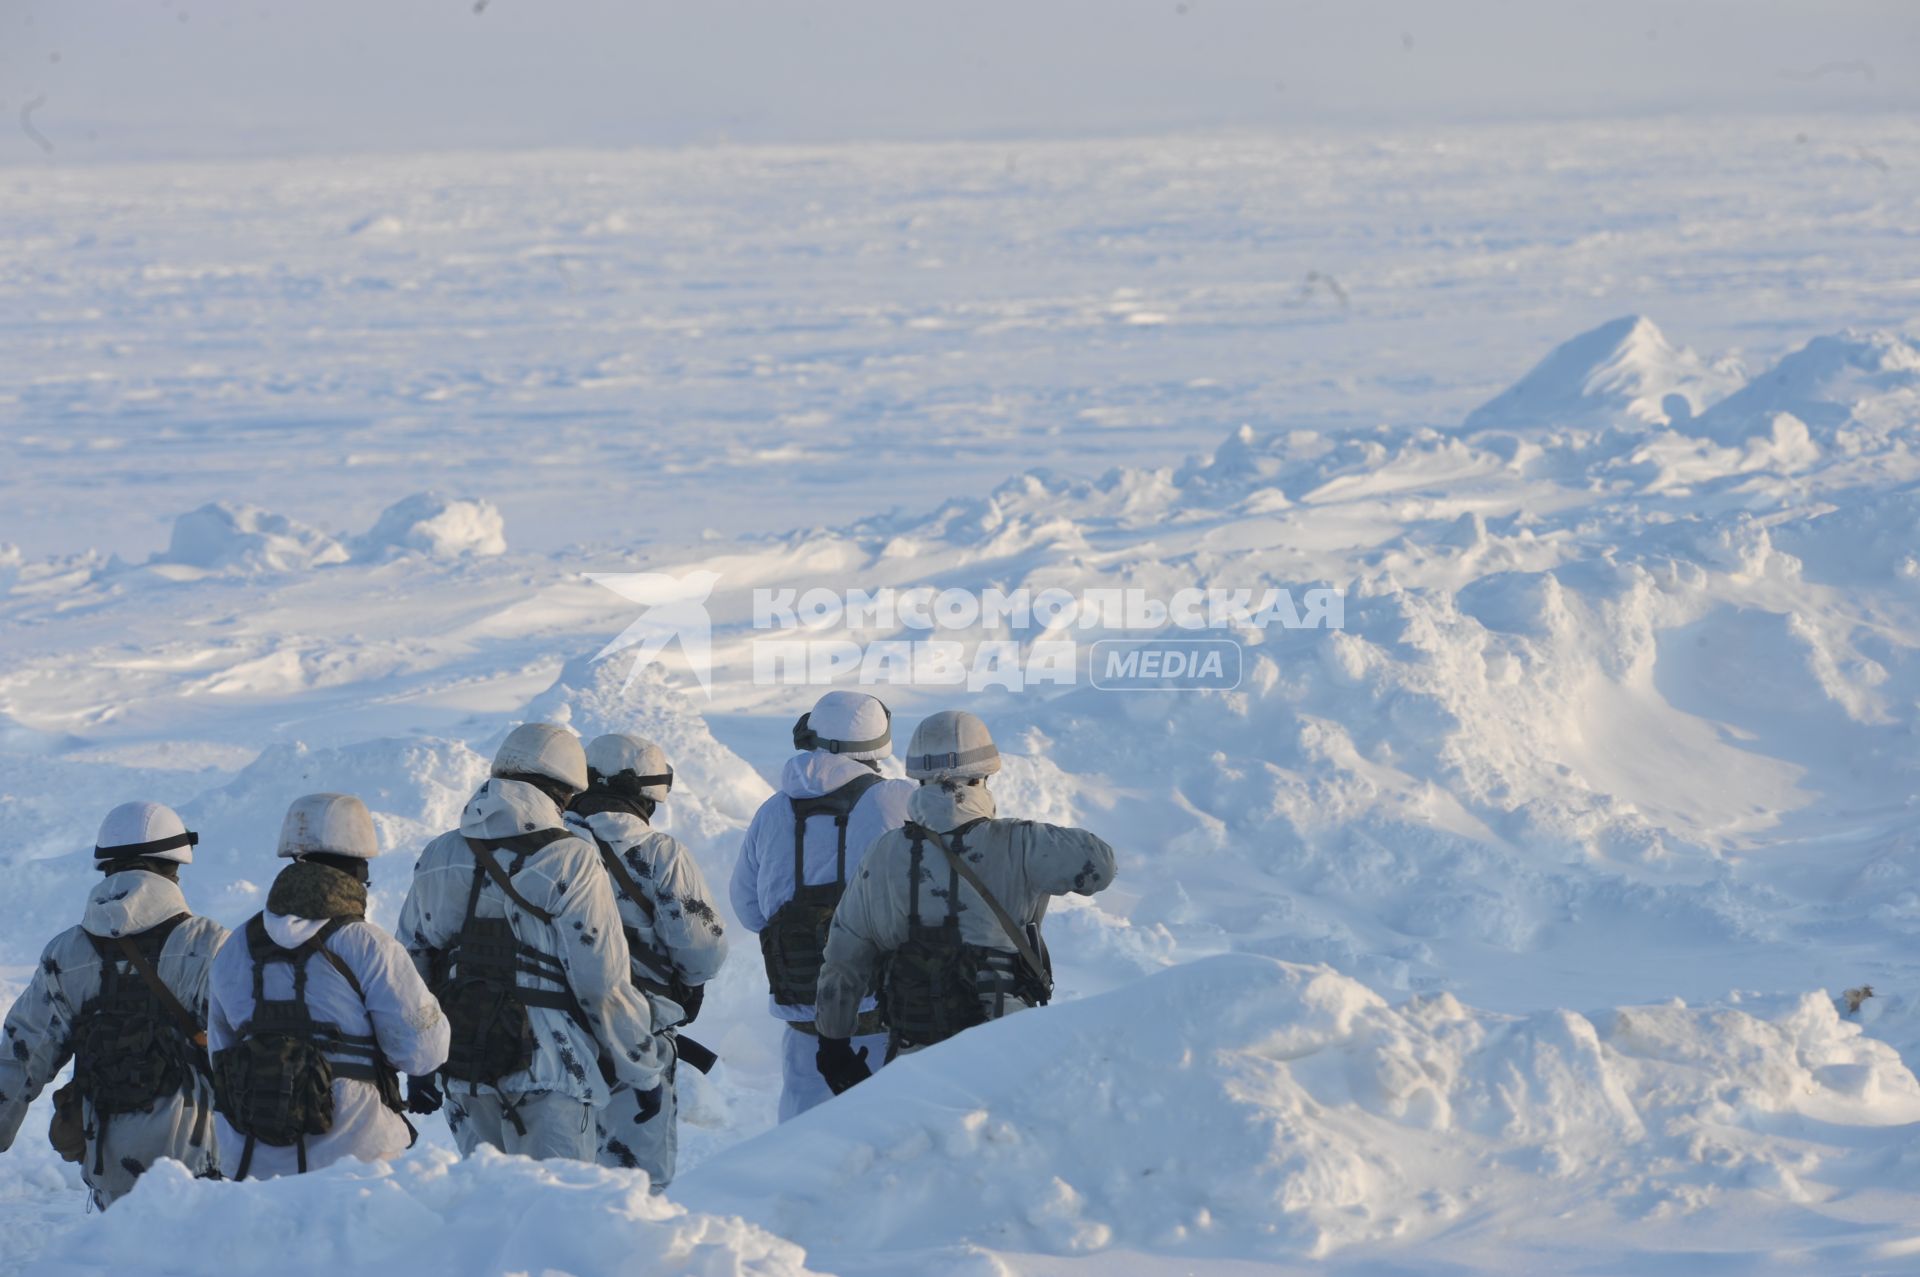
814, 711, 1117, 1092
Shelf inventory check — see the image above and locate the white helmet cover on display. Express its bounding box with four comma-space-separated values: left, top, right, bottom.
905, 710, 1001, 780
793, 690, 893, 761
95, 801, 198, 864
491, 722, 589, 795
587, 734, 674, 801
277, 792, 381, 860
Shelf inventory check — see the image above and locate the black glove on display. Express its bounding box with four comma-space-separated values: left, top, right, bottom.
815, 1036, 872, 1096
405, 1075, 444, 1116
676, 981, 706, 1025
634, 1082, 665, 1123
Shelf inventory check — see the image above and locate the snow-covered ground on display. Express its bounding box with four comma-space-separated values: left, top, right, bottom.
7, 116, 1920, 1274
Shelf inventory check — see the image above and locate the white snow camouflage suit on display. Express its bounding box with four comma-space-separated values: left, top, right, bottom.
566, 806, 727, 1187
0, 869, 228, 1207
816, 781, 1118, 1049
207, 872, 450, 1180
400, 779, 672, 1160
730, 750, 912, 1119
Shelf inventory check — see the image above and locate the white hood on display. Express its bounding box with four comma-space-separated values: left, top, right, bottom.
82, 870, 191, 939
459, 777, 567, 840
781, 750, 882, 800
907, 780, 997, 832
264, 912, 331, 948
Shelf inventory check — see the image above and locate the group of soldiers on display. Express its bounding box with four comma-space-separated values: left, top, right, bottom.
0, 689, 1118, 1209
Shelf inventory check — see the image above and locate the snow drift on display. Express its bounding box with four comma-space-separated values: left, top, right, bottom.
678, 956, 1920, 1271
11, 303, 1920, 1274
26, 1149, 820, 1277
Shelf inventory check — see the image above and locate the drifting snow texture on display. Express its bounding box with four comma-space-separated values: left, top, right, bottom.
27, 1149, 820, 1277
158, 502, 348, 574
1463, 315, 1743, 431
8, 119, 1919, 565
352, 492, 507, 561
680, 956, 1920, 1270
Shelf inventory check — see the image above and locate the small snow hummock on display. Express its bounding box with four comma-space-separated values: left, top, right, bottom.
157, 502, 348, 574
351, 492, 507, 561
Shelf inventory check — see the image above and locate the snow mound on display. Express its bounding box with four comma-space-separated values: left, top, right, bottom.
178, 736, 490, 928
26, 1148, 820, 1277
1693, 329, 1920, 443
522, 655, 772, 847
1464, 315, 1743, 433
157, 502, 349, 575
678, 956, 1920, 1269
351, 492, 507, 561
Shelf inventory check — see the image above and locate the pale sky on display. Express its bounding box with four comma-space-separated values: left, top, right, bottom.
3, 0, 1917, 162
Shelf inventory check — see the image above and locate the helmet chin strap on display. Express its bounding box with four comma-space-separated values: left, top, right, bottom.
98, 858, 180, 881
296, 853, 371, 883
498, 770, 579, 811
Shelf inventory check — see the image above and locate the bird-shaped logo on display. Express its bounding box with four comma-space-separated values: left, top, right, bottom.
589, 570, 723, 698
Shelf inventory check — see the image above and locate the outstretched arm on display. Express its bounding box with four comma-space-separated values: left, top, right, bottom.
1018, 822, 1118, 898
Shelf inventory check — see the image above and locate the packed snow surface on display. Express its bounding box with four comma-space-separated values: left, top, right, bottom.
6, 119, 1920, 1274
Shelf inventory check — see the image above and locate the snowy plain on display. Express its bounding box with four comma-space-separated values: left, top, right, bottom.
5, 115, 1920, 1273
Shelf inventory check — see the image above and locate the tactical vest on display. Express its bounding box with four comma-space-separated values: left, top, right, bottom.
759, 772, 884, 1008
880, 821, 1053, 1055
68, 913, 209, 1174
213, 915, 403, 1180
434, 831, 600, 1088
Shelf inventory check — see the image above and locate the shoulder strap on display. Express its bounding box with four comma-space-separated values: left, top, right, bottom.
791, 771, 886, 886
464, 834, 566, 925
108, 913, 204, 1046
832, 771, 885, 810
586, 827, 659, 925
302, 919, 365, 1000
907, 823, 1049, 982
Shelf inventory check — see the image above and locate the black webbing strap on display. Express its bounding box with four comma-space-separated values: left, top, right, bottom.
110, 914, 207, 1050
460, 833, 600, 1049
589, 829, 660, 927
83, 923, 191, 1177
236, 915, 341, 1182
93, 830, 198, 860
464, 831, 572, 924
790, 771, 884, 889
905, 823, 1050, 988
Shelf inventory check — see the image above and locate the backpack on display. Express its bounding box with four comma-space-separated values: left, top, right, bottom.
66, 914, 208, 1172
880, 822, 1054, 1054
758, 772, 884, 1008
434, 831, 599, 1088
213, 915, 400, 1179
